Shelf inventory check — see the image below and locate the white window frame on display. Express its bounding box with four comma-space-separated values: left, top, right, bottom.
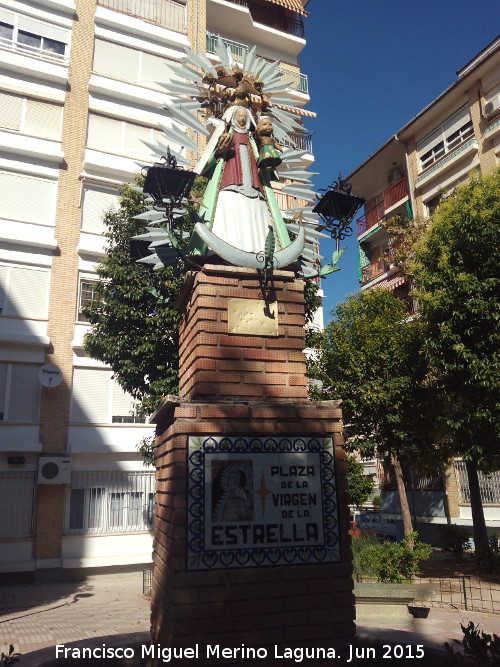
0, 9, 69, 64
65, 471, 155, 534
77, 274, 101, 323
417, 106, 474, 172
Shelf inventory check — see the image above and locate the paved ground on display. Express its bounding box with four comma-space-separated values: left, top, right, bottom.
0, 572, 498, 665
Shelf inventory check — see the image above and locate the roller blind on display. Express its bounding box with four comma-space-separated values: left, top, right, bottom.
18, 16, 69, 43
81, 187, 118, 233
123, 122, 151, 159
444, 106, 471, 139
24, 99, 62, 139
5, 266, 49, 319
93, 39, 139, 82
0, 92, 23, 131
141, 51, 169, 89
8, 364, 40, 422
111, 380, 136, 418
87, 114, 122, 153
71, 368, 111, 423
0, 171, 56, 224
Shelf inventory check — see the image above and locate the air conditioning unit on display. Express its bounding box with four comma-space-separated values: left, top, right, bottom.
38, 456, 72, 485
484, 94, 500, 118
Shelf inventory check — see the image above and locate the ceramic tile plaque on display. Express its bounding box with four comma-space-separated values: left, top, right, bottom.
186, 436, 340, 570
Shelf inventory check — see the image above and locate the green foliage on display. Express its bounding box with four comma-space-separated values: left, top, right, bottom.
308, 288, 440, 464
83, 178, 192, 416
136, 435, 155, 467
345, 454, 374, 508
353, 532, 432, 583
411, 171, 500, 466
443, 622, 500, 665
439, 524, 471, 561
372, 494, 381, 509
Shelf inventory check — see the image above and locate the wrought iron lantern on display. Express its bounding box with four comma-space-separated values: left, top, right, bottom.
313, 174, 365, 251
142, 150, 197, 215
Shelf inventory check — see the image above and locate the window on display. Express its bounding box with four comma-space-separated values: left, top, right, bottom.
0, 171, 57, 225
417, 106, 474, 171
71, 367, 145, 424
77, 276, 101, 322
0, 472, 36, 537
0, 9, 68, 62
66, 471, 155, 534
0, 263, 50, 319
0, 363, 40, 422
87, 113, 164, 160
93, 39, 178, 90
0, 91, 62, 140
81, 186, 119, 234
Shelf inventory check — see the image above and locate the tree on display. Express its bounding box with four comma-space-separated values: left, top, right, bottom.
84, 179, 321, 421
309, 289, 441, 543
83, 180, 188, 416
410, 171, 500, 561
345, 454, 374, 508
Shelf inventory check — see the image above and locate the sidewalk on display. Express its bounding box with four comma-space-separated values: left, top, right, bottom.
0, 572, 498, 665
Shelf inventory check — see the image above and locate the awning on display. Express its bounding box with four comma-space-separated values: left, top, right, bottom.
376, 275, 406, 290
275, 104, 316, 118
263, 0, 309, 16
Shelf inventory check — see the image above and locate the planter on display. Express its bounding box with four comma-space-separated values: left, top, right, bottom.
354, 582, 436, 624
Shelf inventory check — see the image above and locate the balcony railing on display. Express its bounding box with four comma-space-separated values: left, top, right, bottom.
0, 36, 68, 65
356, 177, 408, 236
282, 132, 313, 153
206, 33, 249, 61
277, 66, 308, 94
360, 258, 389, 285
97, 0, 187, 32
455, 461, 500, 505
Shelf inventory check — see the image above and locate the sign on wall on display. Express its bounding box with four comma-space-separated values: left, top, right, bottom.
187, 436, 340, 570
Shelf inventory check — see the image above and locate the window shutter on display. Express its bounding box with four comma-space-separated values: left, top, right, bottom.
0, 171, 56, 224
24, 99, 62, 140
81, 187, 118, 234
0, 8, 15, 24
141, 52, 170, 89
87, 114, 122, 154
443, 107, 471, 138
0, 92, 23, 131
18, 16, 69, 43
6, 266, 49, 319
8, 364, 40, 422
123, 122, 151, 159
111, 379, 136, 419
71, 368, 111, 423
417, 127, 442, 158
93, 39, 139, 83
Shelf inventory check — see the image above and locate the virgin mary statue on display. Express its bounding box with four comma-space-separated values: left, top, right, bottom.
190, 105, 291, 256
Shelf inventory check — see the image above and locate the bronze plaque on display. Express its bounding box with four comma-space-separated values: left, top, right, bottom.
227, 298, 278, 336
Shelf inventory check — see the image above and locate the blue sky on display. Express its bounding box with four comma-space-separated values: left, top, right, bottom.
299, 1, 499, 321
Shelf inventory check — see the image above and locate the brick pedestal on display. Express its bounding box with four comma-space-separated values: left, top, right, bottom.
150, 266, 355, 664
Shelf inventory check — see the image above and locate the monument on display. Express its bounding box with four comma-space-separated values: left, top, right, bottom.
134, 38, 363, 665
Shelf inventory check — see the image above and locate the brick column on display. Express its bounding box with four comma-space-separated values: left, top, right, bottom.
177, 266, 308, 401
150, 266, 355, 664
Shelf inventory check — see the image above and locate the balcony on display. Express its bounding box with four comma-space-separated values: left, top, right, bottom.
360, 244, 396, 286
222, 0, 304, 37
206, 34, 308, 93
282, 131, 313, 153
97, 0, 187, 33
356, 177, 408, 236
272, 190, 309, 212
0, 35, 69, 66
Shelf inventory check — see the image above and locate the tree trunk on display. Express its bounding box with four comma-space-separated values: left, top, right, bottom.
465, 459, 489, 561
391, 453, 414, 547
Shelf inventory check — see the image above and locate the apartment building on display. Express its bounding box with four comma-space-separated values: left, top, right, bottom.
0, 0, 314, 576
346, 35, 500, 542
